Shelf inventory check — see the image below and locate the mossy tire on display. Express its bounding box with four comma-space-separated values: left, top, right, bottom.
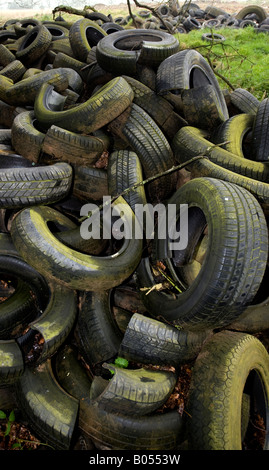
187, 330, 269, 450
136, 177, 268, 330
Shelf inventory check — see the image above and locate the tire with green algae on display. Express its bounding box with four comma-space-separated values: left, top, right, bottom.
34, 76, 134, 133
172, 126, 269, 182
10, 202, 143, 291
136, 177, 268, 331
15, 360, 79, 450
55, 344, 185, 450
211, 113, 254, 157
187, 330, 269, 450
92, 363, 177, 416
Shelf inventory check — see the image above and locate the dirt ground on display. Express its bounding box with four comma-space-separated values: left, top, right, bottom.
0, 1, 268, 22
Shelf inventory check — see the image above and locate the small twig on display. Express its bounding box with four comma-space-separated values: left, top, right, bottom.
156, 266, 183, 293
205, 140, 231, 153
206, 54, 235, 90
81, 60, 97, 71
127, 0, 139, 28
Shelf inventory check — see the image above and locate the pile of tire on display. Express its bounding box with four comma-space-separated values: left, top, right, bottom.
116, 3, 269, 35
0, 13, 268, 451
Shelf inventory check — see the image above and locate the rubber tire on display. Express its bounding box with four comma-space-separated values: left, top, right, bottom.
183, 16, 201, 32
185, 157, 269, 205
92, 362, 177, 416
15, 360, 79, 450
107, 149, 147, 211
75, 290, 123, 374
187, 330, 269, 450
0, 67, 70, 106
16, 25, 52, 65
41, 124, 110, 167
211, 113, 254, 157
136, 177, 268, 330
10, 204, 143, 291
0, 60, 26, 83
235, 5, 267, 23
230, 88, 260, 115
43, 23, 70, 40
201, 32, 226, 42
205, 5, 230, 18
156, 49, 229, 121
69, 18, 107, 62
55, 345, 184, 451
172, 126, 269, 182
34, 76, 134, 134
119, 312, 211, 367
96, 29, 179, 74
0, 162, 72, 209
72, 165, 108, 202
108, 103, 176, 202
181, 84, 227, 130
252, 98, 269, 161
11, 110, 45, 163
101, 22, 124, 34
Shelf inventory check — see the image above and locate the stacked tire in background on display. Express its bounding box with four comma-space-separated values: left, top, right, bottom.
0, 5, 268, 451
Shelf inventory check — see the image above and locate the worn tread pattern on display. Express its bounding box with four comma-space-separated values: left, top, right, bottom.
41, 124, 109, 166
16, 24, 52, 65
230, 88, 260, 115
119, 313, 210, 367
79, 403, 185, 450
188, 157, 269, 204
0, 60, 26, 83
136, 177, 268, 330
187, 331, 269, 450
15, 361, 79, 450
76, 290, 123, 373
109, 103, 176, 201
72, 165, 108, 202
252, 97, 269, 161
107, 149, 147, 211
0, 162, 72, 208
